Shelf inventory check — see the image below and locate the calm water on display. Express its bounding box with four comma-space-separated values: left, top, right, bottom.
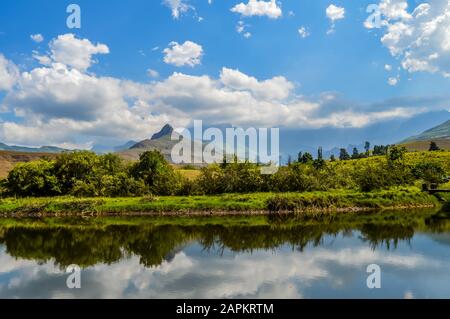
0, 209, 449, 299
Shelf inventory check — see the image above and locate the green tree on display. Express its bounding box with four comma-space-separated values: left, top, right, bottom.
317, 147, 323, 160
412, 162, 445, 185
5, 160, 60, 197
300, 152, 314, 164
351, 147, 360, 159
429, 141, 440, 152
373, 145, 389, 156
53, 151, 100, 193
339, 148, 350, 161
364, 141, 371, 156
130, 151, 180, 195
387, 145, 407, 164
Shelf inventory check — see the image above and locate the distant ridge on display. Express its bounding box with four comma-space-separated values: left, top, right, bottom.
402, 119, 450, 142
0, 142, 67, 153
400, 119, 450, 151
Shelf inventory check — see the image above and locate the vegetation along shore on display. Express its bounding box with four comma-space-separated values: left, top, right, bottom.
0, 143, 449, 217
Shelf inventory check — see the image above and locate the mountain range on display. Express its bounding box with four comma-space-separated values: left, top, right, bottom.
1, 112, 449, 163
0, 143, 67, 153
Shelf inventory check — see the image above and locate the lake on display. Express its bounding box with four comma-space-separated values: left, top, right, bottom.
0, 208, 449, 299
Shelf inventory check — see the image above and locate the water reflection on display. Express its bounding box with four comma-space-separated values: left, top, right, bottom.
0, 209, 449, 298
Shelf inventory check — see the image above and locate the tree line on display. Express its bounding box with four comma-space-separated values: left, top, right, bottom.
0, 144, 447, 197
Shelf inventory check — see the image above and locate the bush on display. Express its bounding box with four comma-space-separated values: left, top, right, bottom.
53, 151, 100, 193
412, 162, 446, 185
130, 151, 181, 195
196, 164, 225, 194
5, 160, 61, 197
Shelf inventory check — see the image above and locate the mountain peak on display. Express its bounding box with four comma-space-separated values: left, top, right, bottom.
151, 124, 174, 140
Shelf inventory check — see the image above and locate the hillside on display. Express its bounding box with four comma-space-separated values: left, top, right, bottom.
0, 142, 66, 153
400, 119, 450, 151
0, 151, 59, 178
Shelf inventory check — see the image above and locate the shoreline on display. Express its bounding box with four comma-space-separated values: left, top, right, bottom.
0, 187, 443, 218
0, 205, 438, 218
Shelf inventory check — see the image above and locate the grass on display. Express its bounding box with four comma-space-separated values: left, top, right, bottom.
0, 186, 441, 217
400, 139, 450, 152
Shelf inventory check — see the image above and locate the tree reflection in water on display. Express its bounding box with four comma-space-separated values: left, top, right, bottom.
0, 208, 448, 269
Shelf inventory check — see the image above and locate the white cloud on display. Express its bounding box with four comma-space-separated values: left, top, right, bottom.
373, 0, 450, 77
298, 26, 310, 38
388, 76, 399, 85
34, 34, 110, 71
385, 64, 393, 71
163, 0, 192, 19
30, 34, 44, 43
379, 0, 412, 20
0, 54, 19, 91
0, 34, 440, 147
326, 4, 345, 34
236, 21, 252, 38
163, 41, 203, 67
147, 69, 160, 78
326, 4, 345, 22
220, 67, 293, 101
149, 68, 420, 129
0, 242, 446, 299
32, 50, 52, 65
231, 0, 282, 19
0, 37, 187, 146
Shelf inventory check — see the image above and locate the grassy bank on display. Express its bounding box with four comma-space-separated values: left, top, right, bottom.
0, 186, 441, 217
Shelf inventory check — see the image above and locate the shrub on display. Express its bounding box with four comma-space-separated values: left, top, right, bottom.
5, 160, 60, 197
412, 162, 446, 185
130, 151, 181, 195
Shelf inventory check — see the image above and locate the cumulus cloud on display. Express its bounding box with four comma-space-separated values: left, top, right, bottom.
220, 67, 293, 101
36, 34, 110, 71
371, 0, 450, 77
163, 41, 203, 67
30, 34, 44, 43
0, 62, 184, 146
326, 4, 345, 22
0, 54, 19, 91
326, 4, 345, 34
0, 240, 446, 298
0, 34, 442, 147
231, 0, 282, 19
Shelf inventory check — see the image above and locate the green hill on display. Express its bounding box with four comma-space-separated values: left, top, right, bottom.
400, 119, 450, 151
0, 142, 67, 153
403, 119, 450, 142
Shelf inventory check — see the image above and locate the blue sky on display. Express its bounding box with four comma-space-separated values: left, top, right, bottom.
0, 0, 449, 150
